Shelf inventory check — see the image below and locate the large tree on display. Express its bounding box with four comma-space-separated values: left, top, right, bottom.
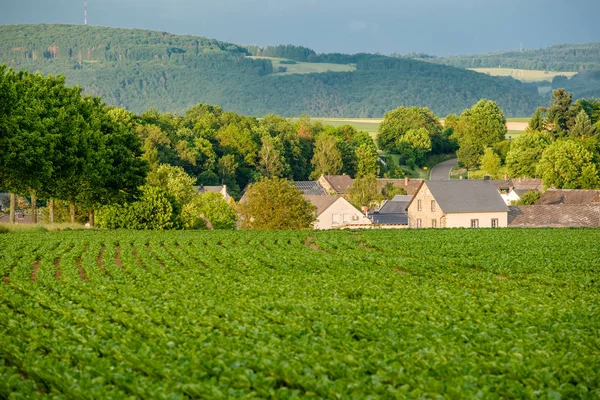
348, 174, 383, 209
181, 192, 237, 230
546, 88, 578, 136
310, 134, 343, 179
536, 139, 599, 189
505, 131, 553, 178
237, 177, 316, 230
377, 107, 442, 152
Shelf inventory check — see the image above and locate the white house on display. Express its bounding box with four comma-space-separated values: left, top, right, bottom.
304, 195, 372, 230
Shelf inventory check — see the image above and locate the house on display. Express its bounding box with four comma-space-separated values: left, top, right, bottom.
367, 194, 412, 228
490, 177, 544, 205
377, 177, 423, 196
537, 189, 600, 205
318, 174, 354, 195
407, 180, 509, 228
304, 195, 372, 230
195, 185, 232, 203
294, 181, 328, 195
508, 205, 600, 227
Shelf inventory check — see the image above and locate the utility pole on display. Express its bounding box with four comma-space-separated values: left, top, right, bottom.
84, 0, 87, 25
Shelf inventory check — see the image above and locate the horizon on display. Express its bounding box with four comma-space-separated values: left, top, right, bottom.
2, 0, 599, 57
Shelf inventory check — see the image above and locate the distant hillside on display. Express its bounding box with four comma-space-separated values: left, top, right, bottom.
0, 24, 543, 117
415, 42, 600, 72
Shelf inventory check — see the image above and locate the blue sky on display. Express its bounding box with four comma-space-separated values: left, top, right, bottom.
1, 0, 599, 56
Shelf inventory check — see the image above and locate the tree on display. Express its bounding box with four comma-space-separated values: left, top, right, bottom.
480, 148, 501, 177
347, 174, 383, 209
310, 134, 343, 179
381, 182, 407, 200
536, 139, 599, 189
526, 108, 546, 132
377, 107, 442, 152
453, 99, 507, 164
456, 140, 481, 171
258, 135, 286, 178
355, 143, 379, 177
398, 127, 432, 166
546, 89, 577, 136
512, 190, 541, 206
505, 131, 553, 178
237, 177, 316, 230
146, 164, 196, 206
181, 192, 236, 230
570, 109, 596, 139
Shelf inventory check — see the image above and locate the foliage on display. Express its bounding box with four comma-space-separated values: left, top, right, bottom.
381, 182, 407, 200
347, 175, 383, 209
0, 229, 599, 398
96, 185, 181, 230
0, 25, 543, 117
480, 148, 501, 177
310, 134, 343, 179
506, 131, 553, 178
536, 139, 599, 189
181, 192, 236, 230
237, 177, 316, 230
546, 88, 578, 136
377, 107, 441, 152
570, 109, 596, 139
146, 164, 196, 206
512, 190, 541, 205
355, 143, 379, 177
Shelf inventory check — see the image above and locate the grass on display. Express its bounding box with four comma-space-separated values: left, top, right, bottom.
468, 68, 576, 83
249, 56, 355, 75
0, 222, 86, 233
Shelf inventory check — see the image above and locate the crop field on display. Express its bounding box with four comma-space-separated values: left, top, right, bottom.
248, 57, 356, 75
1, 229, 599, 398
468, 68, 576, 83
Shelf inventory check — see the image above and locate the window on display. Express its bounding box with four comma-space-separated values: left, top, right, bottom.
417, 200, 422, 211
416, 218, 422, 228
470, 219, 479, 228
491, 218, 498, 228
431, 200, 436, 212
431, 219, 437, 228
343, 214, 349, 224
332, 214, 339, 225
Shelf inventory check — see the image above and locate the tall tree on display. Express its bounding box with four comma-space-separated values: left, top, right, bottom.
377, 107, 442, 152
310, 134, 343, 179
355, 143, 379, 177
570, 109, 596, 139
505, 131, 553, 178
257, 135, 286, 178
526, 108, 546, 132
348, 174, 383, 209
480, 148, 501, 177
546, 89, 577, 136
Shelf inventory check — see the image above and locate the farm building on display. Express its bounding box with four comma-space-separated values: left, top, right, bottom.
508, 205, 600, 227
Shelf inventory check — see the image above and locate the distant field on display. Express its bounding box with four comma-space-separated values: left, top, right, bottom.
249, 57, 356, 75
468, 68, 576, 82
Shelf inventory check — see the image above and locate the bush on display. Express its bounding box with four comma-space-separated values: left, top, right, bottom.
512, 190, 541, 205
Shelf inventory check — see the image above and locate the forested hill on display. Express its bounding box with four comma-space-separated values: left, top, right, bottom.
417, 42, 600, 72
0, 24, 542, 117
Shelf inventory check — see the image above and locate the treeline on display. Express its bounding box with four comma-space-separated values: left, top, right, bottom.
552, 70, 600, 99
418, 42, 600, 72
0, 24, 543, 117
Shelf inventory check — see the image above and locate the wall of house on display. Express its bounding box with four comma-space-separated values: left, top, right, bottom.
317, 175, 336, 195
445, 212, 508, 228
407, 184, 446, 228
314, 198, 372, 230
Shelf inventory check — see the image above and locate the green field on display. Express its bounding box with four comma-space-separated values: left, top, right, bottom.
1, 229, 599, 398
249, 57, 356, 75
469, 68, 577, 83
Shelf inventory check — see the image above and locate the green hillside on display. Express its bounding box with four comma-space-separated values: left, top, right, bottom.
0, 24, 543, 117
417, 42, 600, 72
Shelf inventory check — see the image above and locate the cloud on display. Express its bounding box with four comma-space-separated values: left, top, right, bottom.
348, 20, 368, 33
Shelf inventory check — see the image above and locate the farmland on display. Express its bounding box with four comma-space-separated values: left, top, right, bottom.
1, 229, 599, 398
248, 56, 356, 75
468, 68, 576, 83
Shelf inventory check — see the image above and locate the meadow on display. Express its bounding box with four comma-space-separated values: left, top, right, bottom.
468, 68, 576, 83
248, 56, 356, 75
1, 229, 598, 398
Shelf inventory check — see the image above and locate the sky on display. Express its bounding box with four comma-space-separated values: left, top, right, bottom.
1, 0, 599, 56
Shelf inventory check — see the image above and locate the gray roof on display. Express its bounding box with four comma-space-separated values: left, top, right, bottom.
294, 181, 327, 195
303, 195, 341, 216
425, 181, 509, 213
392, 195, 413, 202
378, 198, 411, 214
538, 189, 600, 205
509, 205, 600, 227
370, 214, 408, 225
323, 175, 354, 194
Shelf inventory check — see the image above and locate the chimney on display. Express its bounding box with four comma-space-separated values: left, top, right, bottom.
504, 173, 508, 181
361, 206, 369, 215
404, 177, 409, 186
484, 175, 490, 181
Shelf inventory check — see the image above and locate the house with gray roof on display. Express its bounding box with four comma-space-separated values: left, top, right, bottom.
303, 195, 372, 230
407, 180, 509, 228
367, 194, 412, 227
